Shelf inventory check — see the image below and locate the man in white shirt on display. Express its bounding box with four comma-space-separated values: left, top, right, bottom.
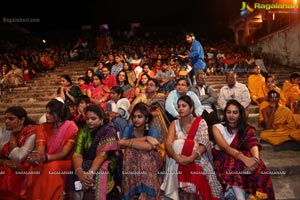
218, 71, 251, 117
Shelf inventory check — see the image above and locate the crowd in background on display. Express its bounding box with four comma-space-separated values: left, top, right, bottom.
0, 30, 299, 200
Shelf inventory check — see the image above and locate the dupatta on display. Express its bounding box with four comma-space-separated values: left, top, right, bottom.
177, 117, 214, 200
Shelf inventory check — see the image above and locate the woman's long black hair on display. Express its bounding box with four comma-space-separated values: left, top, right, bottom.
223, 99, 247, 142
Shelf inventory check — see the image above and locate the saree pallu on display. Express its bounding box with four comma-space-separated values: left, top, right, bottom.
162, 117, 222, 200
67, 123, 120, 200
177, 117, 214, 200
27, 121, 78, 200
212, 125, 275, 199
0, 125, 36, 199
149, 100, 169, 161
123, 148, 163, 200
86, 122, 120, 200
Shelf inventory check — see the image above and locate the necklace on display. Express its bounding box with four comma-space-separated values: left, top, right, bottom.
179, 116, 194, 135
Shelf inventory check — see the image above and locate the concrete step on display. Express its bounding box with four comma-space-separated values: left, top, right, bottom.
0, 101, 49, 112
247, 113, 259, 129
272, 174, 300, 200
248, 104, 259, 113
261, 149, 300, 175
0, 95, 56, 104
1, 91, 56, 99
259, 142, 300, 200
0, 106, 46, 114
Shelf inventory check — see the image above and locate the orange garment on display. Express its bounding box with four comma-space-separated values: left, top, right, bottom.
47, 60, 55, 69
258, 85, 286, 123
293, 114, 300, 127
248, 74, 265, 104
282, 80, 300, 107
26, 121, 78, 200
260, 106, 300, 145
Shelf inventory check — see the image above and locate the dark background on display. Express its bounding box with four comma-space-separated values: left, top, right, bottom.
0, 0, 249, 44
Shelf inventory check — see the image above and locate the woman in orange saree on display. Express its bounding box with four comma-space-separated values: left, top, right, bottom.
26, 99, 78, 200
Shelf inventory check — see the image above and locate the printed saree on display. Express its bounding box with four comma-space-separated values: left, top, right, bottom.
161, 117, 222, 200
81, 122, 120, 200
212, 124, 275, 199
122, 125, 163, 200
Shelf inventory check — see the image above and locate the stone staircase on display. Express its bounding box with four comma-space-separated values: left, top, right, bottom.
0, 61, 94, 123
0, 61, 299, 199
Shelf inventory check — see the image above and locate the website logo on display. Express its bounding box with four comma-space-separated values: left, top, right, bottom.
240, 1, 299, 15
240, 1, 254, 16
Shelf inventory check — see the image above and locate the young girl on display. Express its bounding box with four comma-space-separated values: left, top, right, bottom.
119, 103, 163, 200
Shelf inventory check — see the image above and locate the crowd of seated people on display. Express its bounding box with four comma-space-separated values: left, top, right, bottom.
1, 33, 300, 200
0, 47, 75, 92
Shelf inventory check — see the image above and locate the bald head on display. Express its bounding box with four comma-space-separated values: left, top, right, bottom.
196, 71, 206, 87
226, 71, 237, 88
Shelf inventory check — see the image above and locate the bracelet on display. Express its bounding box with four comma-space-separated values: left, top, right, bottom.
234, 151, 243, 159
75, 167, 83, 175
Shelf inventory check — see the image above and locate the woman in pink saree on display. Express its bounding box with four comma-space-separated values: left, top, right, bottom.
26, 99, 78, 200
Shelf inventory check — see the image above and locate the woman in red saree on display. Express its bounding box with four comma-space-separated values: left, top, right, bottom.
0, 106, 37, 199
212, 99, 274, 200
26, 99, 78, 200
87, 74, 111, 111
161, 95, 223, 200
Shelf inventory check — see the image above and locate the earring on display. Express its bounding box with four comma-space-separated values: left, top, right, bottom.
145, 123, 149, 131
